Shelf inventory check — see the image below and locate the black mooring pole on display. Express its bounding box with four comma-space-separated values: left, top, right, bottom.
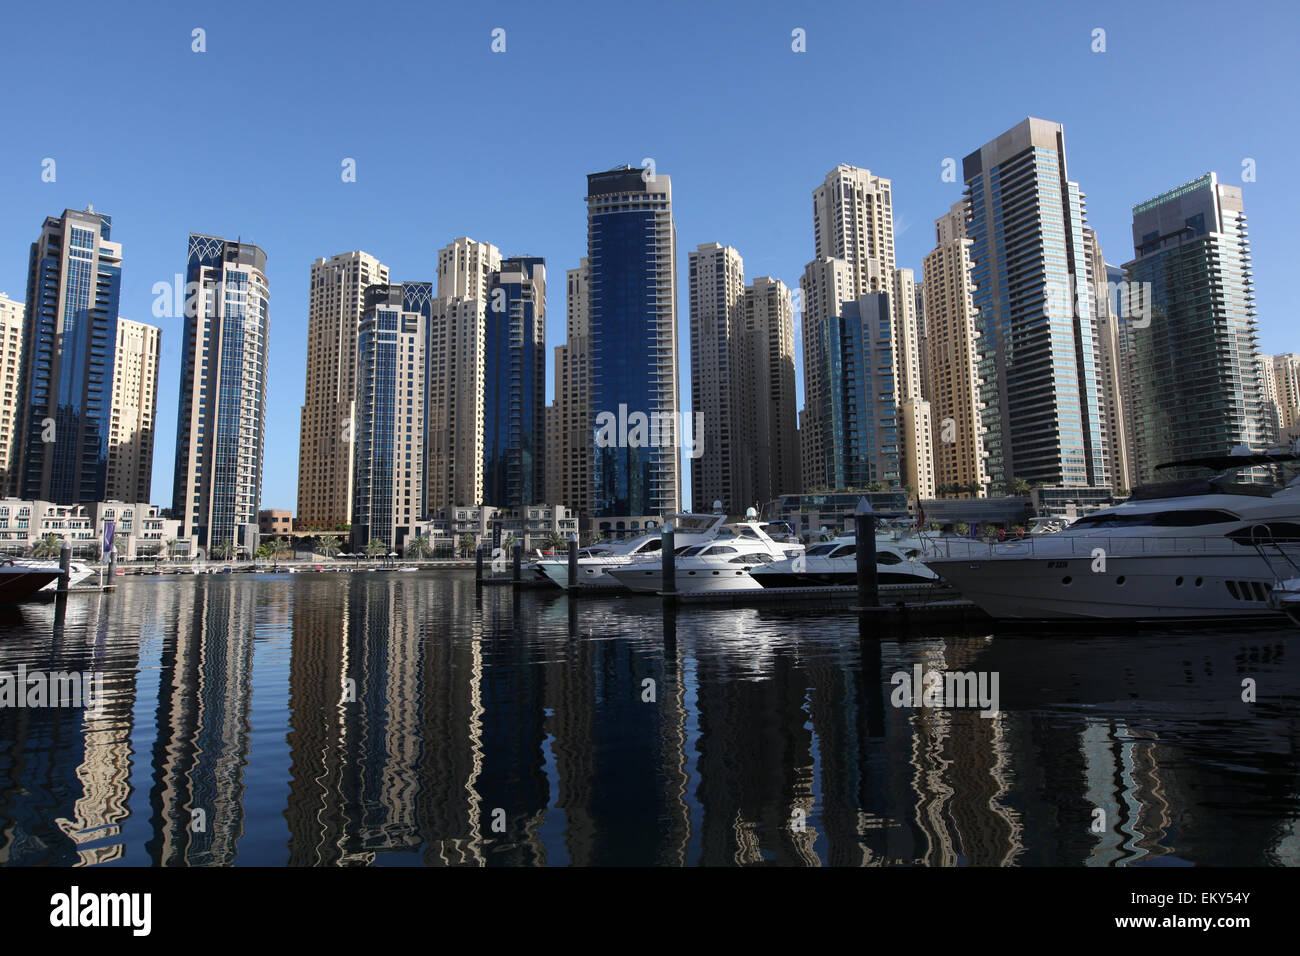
855, 497, 878, 607
567, 533, 578, 592
661, 522, 676, 600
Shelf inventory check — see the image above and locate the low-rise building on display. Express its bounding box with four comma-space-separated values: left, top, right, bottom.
257, 509, 294, 538
0, 498, 185, 559
421, 503, 580, 553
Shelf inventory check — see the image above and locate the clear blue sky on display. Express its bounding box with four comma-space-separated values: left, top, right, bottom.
2, 0, 1296, 511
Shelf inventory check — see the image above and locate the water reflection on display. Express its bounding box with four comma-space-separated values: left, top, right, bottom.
0, 573, 1297, 866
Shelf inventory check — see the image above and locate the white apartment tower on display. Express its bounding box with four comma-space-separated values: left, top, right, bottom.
0, 294, 23, 497
106, 318, 161, 503
425, 238, 501, 511
688, 242, 746, 511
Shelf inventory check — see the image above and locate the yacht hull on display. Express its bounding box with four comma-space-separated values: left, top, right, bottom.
926, 551, 1290, 621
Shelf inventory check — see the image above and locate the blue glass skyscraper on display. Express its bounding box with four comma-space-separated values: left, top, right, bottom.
586, 167, 680, 518
963, 118, 1109, 491
16, 207, 122, 503
483, 257, 546, 508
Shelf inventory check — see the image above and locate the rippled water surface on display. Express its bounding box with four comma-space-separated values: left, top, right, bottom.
1, 572, 1298, 866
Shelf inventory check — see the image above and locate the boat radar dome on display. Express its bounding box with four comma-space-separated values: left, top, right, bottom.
745, 507, 758, 519
713, 500, 724, 512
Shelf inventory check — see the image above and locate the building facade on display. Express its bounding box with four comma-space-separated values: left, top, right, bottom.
16, 207, 124, 504
352, 283, 429, 551
963, 118, 1109, 491
801, 166, 929, 497
172, 234, 270, 557
483, 257, 546, 509
106, 318, 161, 503
586, 167, 681, 518
0, 497, 180, 558
550, 260, 592, 517
1273, 353, 1300, 443
297, 251, 389, 530
735, 277, 800, 508
921, 203, 987, 497
1121, 172, 1266, 482
688, 242, 746, 511
424, 238, 502, 513
0, 293, 23, 497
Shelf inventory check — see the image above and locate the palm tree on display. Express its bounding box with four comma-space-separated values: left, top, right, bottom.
458, 533, 477, 558
318, 534, 342, 558
212, 538, 234, 561
364, 538, 387, 558
406, 536, 434, 559
28, 534, 62, 558
1005, 476, 1032, 497
163, 536, 178, 560
545, 531, 567, 553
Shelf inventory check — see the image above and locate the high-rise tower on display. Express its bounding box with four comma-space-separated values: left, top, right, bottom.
172, 234, 270, 557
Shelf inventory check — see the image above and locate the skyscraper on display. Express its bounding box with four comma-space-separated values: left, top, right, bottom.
172, 234, 270, 557
106, 318, 161, 503
688, 242, 745, 511
1258, 354, 1282, 443
483, 256, 546, 508
813, 165, 895, 296
801, 165, 926, 495
0, 293, 24, 497
892, 268, 934, 499
1122, 172, 1266, 482
297, 251, 389, 530
586, 167, 681, 518
963, 118, 1109, 491
921, 203, 987, 497
551, 260, 592, 517
1273, 353, 1300, 443
1085, 233, 1131, 494
800, 256, 856, 490
736, 277, 800, 507
424, 238, 500, 512
16, 207, 123, 503
352, 283, 429, 551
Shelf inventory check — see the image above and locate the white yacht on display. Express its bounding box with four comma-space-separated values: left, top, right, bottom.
16, 559, 95, 592
606, 514, 803, 593
750, 535, 941, 589
537, 511, 730, 590
924, 449, 1300, 621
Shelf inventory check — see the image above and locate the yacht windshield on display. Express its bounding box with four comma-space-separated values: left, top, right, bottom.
1070, 509, 1240, 529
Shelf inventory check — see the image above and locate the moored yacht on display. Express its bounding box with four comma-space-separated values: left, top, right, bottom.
0, 559, 65, 602
537, 510, 730, 590
924, 449, 1300, 621
606, 513, 803, 593
751, 535, 941, 589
